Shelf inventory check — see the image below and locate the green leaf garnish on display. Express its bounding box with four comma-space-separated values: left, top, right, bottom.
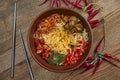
48, 52, 65, 65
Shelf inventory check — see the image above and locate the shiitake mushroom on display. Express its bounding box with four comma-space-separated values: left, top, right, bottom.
75, 23, 83, 32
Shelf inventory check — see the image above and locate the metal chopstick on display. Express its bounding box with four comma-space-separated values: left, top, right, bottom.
11, 1, 17, 78
19, 29, 34, 80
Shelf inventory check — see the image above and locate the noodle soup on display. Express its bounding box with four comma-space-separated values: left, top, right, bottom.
34, 13, 88, 65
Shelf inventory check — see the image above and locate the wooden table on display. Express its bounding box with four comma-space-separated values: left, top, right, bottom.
0, 0, 120, 80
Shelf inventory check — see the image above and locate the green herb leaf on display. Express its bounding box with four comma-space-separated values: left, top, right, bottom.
48, 52, 65, 65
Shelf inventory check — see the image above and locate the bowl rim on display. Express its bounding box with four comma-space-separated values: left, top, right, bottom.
27, 8, 93, 72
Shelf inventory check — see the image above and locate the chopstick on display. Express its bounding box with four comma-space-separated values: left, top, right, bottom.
11, 1, 17, 78
19, 29, 34, 80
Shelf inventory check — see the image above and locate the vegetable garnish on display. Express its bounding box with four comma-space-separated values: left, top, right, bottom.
48, 52, 65, 65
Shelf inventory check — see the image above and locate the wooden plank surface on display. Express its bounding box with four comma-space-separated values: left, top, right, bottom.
0, 0, 120, 80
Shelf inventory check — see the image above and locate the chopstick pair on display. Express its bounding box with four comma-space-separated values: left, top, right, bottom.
11, 1, 34, 80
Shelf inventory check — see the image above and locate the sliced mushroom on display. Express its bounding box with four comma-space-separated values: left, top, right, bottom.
69, 20, 76, 26
63, 23, 69, 29
69, 16, 77, 21
63, 16, 69, 22
75, 23, 83, 31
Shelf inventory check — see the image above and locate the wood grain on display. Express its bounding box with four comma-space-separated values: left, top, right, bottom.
0, 0, 120, 80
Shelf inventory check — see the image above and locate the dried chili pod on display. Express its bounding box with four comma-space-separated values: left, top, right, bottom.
62, 0, 69, 8
89, 19, 99, 24
104, 53, 120, 62
88, 9, 100, 20
95, 36, 104, 52
80, 63, 94, 74
92, 57, 103, 75
103, 56, 120, 69
50, 0, 55, 8
84, 0, 89, 6
56, 0, 61, 8
39, 0, 49, 6
81, 61, 89, 68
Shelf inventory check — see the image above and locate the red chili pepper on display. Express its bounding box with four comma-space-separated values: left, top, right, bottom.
103, 57, 120, 69
87, 56, 94, 61
104, 53, 120, 62
56, 0, 61, 8
80, 63, 94, 73
87, 4, 94, 15
81, 61, 89, 68
62, 0, 70, 8
84, 0, 89, 6
39, 0, 48, 6
66, 0, 82, 9
87, 4, 94, 10
88, 9, 100, 20
91, 22, 99, 29
92, 58, 103, 75
95, 36, 104, 52
89, 19, 99, 24
88, 8, 93, 15
50, 0, 55, 8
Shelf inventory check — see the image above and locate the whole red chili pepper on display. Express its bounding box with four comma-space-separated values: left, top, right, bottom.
81, 61, 89, 68
80, 63, 94, 74
88, 8, 93, 15
84, 0, 89, 6
95, 36, 104, 52
92, 58, 103, 75
89, 19, 99, 24
104, 53, 120, 62
87, 4, 94, 10
62, 0, 70, 8
39, 0, 48, 6
72, 0, 82, 9
56, 0, 61, 8
91, 22, 99, 29
88, 9, 100, 20
87, 56, 94, 61
50, 0, 55, 8
87, 4, 94, 15
103, 56, 120, 69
